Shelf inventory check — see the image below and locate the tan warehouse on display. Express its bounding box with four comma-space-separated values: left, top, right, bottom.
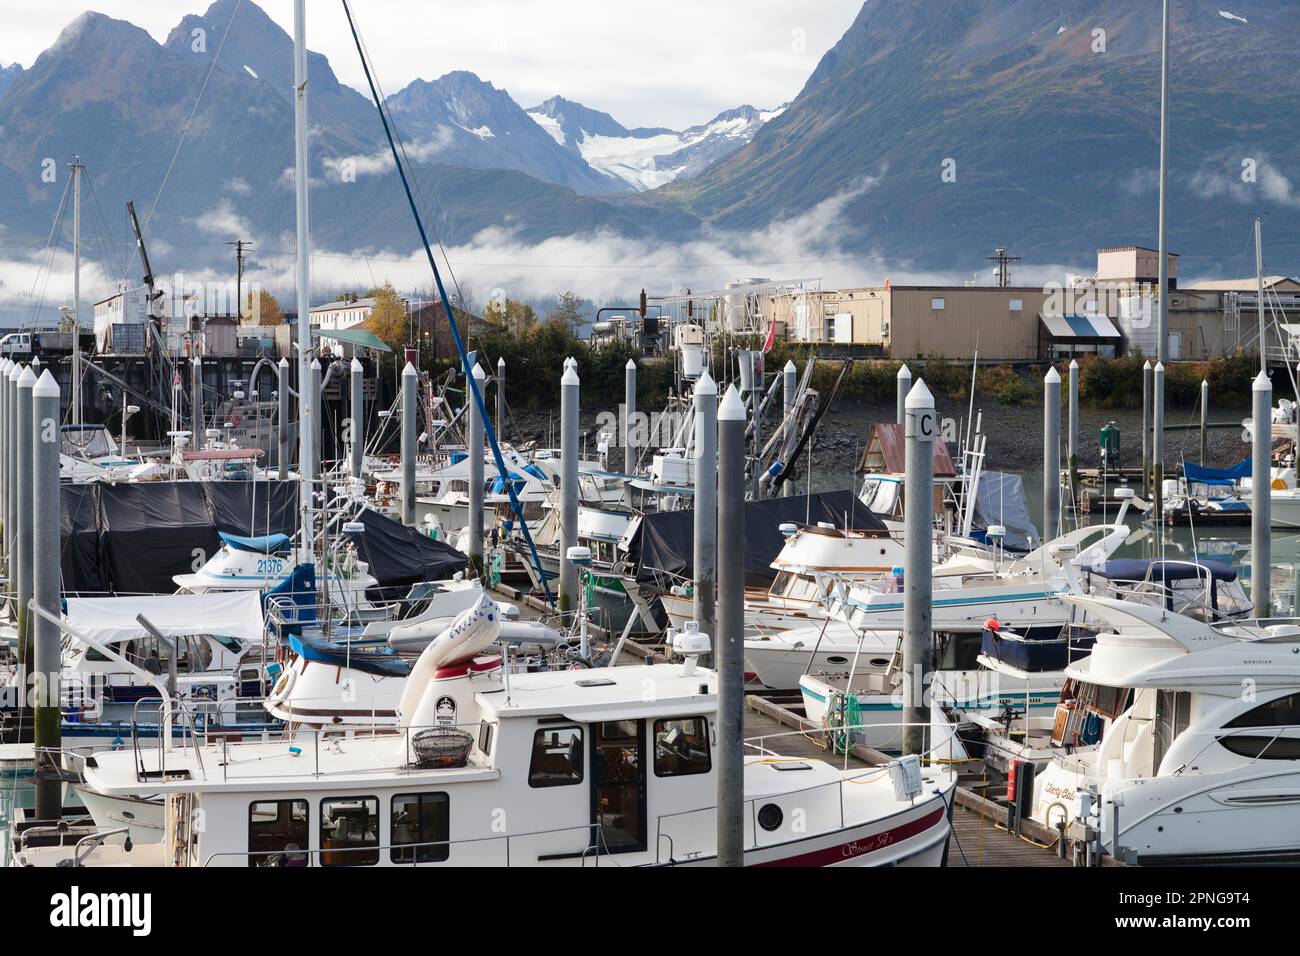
763, 246, 1294, 362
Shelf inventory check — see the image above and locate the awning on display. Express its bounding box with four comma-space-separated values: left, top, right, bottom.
1039, 312, 1122, 339
65, 591, 267, 648
314, 326, 392, 352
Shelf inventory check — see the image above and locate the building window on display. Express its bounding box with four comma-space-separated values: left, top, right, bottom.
528, 725, 584, 788
248, 799, 309, 867
930, 297, 946, 311
390, 792, 450, 864
1009, 298, 1024, 311
653, 717, 711, 777
320, 796, 379, 866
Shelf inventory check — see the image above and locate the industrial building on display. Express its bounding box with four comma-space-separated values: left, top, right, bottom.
764, 246, 1300, 362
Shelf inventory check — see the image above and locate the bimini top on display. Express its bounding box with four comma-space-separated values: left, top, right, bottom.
219, 531, 292, 554
1083, 558, 1237, 584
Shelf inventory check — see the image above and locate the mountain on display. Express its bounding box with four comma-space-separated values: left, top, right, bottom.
386, 73, 624, 195
666, 0, 1300, 277
0, 63, 21, 100
528, 96, 784, 191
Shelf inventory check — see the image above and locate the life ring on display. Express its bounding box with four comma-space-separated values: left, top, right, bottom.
230, 412, 243, 427
266, 667, 297, 707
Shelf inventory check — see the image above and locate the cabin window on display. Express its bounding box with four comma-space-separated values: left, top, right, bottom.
1217, 735, 1300, 760
320, 796, 379, 866
391, 792, 450, 863
938, 633, 983, 671
1225, 692, 1300, 728
247, 799, 309, 867
477, 720, 494, 757
528, 725, 584, 788
211, 634, 244, 654
653, 718, 711, 777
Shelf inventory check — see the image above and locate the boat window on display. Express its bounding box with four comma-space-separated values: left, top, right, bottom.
528, 725, 584, 788
320, 796, 379, 867
248, 799, 309, 867
391, 792, 450, 864
938, 634, 983, 671
211, 634, 244, 654
1216, 735, 1300, 761
477, 720, 494, 757
653, 717, 711, 777
1225, 692, 1300, 728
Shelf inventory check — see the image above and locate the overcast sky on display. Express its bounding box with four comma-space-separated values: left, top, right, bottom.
1, 0, 863, 128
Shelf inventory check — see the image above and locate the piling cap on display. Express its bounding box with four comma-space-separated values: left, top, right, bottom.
16, 366, 36, 389
905, 378, 934, 410
1044, 367, 1061, 384
695, 369, 717, 397
1143, 359, 1152, 370
472, 363, 486, 381
1069, 359, 1079, 370
562, 363, 579, 386
897, 362, 911, 379
1154, 361, 1164, 373
8, 363, 21, 382
1254, 370, 1272, 390
350, 357, 363, 371
402, 361, 417, 377
32, 369, 59, 398
784, 359, 796, 373
498, 356, 505, 368
310, 357, 322, 370
625, 359, 636, 371
278, 356, 289, 367
718, 384, 745, 421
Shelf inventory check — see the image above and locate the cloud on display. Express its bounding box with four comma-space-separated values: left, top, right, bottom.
188, 199, 253, 238
1189, 153, 1300, 209
319, 127, 455, 182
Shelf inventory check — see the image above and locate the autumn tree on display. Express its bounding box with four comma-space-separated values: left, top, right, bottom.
363, 280, 411, 356
547, 291, 587, 335
245, 289, 285, 326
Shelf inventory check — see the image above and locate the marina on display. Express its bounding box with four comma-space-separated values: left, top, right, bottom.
0, 4, 1295, 930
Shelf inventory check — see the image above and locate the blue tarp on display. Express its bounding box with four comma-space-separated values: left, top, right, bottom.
220, 531, 292, 553
1183, 458, 1251, 485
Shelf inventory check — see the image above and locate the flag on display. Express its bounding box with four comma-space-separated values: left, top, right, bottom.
762, 313, 777, 353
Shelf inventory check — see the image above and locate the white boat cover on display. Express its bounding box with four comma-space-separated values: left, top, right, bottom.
65, 591, 267, 647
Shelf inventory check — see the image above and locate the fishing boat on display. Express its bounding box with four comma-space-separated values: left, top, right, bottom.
21, 596, 956, 867
1030, 593, 1300, 865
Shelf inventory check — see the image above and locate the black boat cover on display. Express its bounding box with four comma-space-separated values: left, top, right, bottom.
60, 482, 466, 594
629, 489, 887, 589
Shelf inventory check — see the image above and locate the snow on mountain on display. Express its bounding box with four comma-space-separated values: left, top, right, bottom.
527, 97, 785, 191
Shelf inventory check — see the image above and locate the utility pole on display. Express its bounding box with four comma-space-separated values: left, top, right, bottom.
985, 247, 1020, 288
228, 239, 253, 320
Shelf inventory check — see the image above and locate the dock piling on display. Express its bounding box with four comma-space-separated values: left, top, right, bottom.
350, 357, 364, 480
1068, 359, 1079, 514
1141, 360, 1151, 498
896, 363, 911, 426
1199, 379, 1209, 465
496, 356, 506, 442
693, 371, 718, 666
624, 358, 636, 478
559, 360, 579, 613
400, 361, 417, 526
15, 367, 34, 684
277, 357, 290, 479
191, 354, 203, 451
716, 384, 746, 866
1044, 367, 1061, 540
903, 378, 935, 756
469, 363, 485, 575
783, 360, 797, 496
1252, 371, 1272, 615
1153, 362, 1165, 524
32, 370, 61, 822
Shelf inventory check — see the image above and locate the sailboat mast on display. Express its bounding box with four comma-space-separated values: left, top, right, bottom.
1156, 0, 1170, 366
293, 0, 316, 558
70, 156, 83, 426
1255, 216, 1265, 374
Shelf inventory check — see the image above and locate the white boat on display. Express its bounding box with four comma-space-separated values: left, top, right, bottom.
0, 591, 278, 749
800, 630, 1067, 754
1031, 593, 1300, 865
173, 530, 380, 611
744, 622, 896, 691
31, 604, 955, 868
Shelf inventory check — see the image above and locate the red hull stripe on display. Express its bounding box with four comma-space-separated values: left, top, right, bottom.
754, 806, 946, 867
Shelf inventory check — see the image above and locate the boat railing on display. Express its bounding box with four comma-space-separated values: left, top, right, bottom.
1094, 577, 1244, 625
129, 696, 206, 783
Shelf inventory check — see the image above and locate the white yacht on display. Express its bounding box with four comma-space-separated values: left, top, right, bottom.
1031, 593, 1300, 865
26, 596, 956, 868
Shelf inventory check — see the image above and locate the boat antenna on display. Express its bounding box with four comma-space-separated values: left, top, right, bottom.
341, 0, 553, 604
